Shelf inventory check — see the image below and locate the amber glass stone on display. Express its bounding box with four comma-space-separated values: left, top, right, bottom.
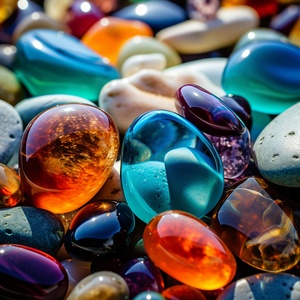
81, 16, 153, 65
19, 104, 119, 214
143, 210, 237, 291
0, 0, 17, 23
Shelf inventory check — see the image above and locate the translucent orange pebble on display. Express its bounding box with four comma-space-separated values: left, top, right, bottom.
81, 16, 153, 65
143, 210, 237, 290
19, 104, 119, 214
0, 0, 17, 23
0, 163, 23, 207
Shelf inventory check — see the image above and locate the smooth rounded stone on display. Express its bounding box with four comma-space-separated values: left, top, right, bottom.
66, 271, 130, 300
233, 28, 289, 52
13, 29, 120, 102
222, 40, 300, 115
156, 5, 259, 54
99, 68, 206, 134
112, 0, 188, 34
143, 210, 237, 290
0, 44, 17, 69
0, 100, 23, 164
0, 0, 18, 23
0, 206, 65, 255
12, 11, 67, 43
117, 36, 181, 70
132, 291, 165, 300
121, 53, 167, 77
253, 101, 300, 187
0, 244, 69, 300
121, 110, 224, 224
162, 284, 207, 300
15, 94, 96, 128
187, 0, 220, 21
217, 273, 300, 300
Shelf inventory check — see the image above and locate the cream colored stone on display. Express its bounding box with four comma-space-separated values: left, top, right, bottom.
121, 53, 166, 77
156, 5, 259, 54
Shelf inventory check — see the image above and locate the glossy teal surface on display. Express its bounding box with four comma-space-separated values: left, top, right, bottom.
222, 40, 300, 114
13, 29, 120, 102
121, 110, 224, 224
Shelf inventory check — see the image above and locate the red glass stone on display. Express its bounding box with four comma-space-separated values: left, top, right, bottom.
162, 284, 207, 300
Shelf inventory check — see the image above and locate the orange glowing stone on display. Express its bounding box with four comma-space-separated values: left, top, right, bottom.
143, 210, 237, 291
0, 0, 17, 23
19, 104, 119, 214
81, 16, 153, 66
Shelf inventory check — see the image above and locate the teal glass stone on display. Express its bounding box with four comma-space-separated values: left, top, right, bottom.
222, 40, 300, 115
13, 29, 120, 102
121, 110, 224, 224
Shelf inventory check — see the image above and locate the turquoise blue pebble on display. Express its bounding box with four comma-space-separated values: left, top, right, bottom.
113, 0, 187, 34
121, 110, 223, 224
217, 273, 300, 300
0, 100, 23, 164
0, 206, 65, 255
165, 147, 224, 217
13, 29, 120, 102
132, 291, 166, 300
222, 40, 300, 114
15, 94, 96, 128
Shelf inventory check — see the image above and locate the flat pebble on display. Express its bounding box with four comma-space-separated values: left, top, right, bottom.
0, 100, 23, 164
253, 101, 300, 187
0, 206, 64, 255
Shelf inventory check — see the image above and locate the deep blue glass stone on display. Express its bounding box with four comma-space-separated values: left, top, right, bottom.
64, 200, 135, 261
175, 84, 246, 136
0, 244, 68, 300
119, 257, 165, 298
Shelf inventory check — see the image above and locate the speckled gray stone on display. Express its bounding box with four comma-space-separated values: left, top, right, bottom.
0, 206, 65, 255
253, 101, 300, 187
0, 100, 23, 164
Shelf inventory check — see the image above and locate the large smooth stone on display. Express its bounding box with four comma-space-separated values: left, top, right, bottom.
113, 0, 188, 34
217, 273, 300, 300
253, 102, 300, 187
0, 100, 23, 164
156, 5, 259, 54
0, 206, 64, 255
222, 40, 300, 115
15, 94, 96, 128
13, 29, 119, 102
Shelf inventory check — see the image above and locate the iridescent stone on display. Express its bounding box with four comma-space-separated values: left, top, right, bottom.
13, 29, 119, 102
0, 163, 22, 207
19, 104, 119, 214
162, 284, 206, 300
187, 0, 220, 21
143, 210, 237, 290
211, 176, 300, 272
81, 16, 153, 66
0, 244, 68, 300
119, 257, 164, 298
222, 40, 300, 115
64, 200, 135, 261
175, 84, 251, 179
121, 110, 224, 223
66, 271, 129, 300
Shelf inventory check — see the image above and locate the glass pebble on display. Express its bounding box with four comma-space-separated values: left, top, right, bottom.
19, 104, 119, 214
132, 291, 166, 300
0, 0, 17, 23
162, 284, 206, 300
187, 0, 220, 21
211, 176, 300, 272
143, 210, 237, 290
64, 200, 135, 261
119, 257, 165, 298
0, 163, 23, 207
0, 244, 68, 300
121, 110, 224, 223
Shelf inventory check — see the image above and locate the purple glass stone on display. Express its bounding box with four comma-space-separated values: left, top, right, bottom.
119, 257, 165, 298
0, 244, 68, 300
175, 84, 246, 136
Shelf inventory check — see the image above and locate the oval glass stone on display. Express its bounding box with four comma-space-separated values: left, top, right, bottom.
143, 210, 237, 291
0, 244, 68, 300
211, 176, 300, 272
162, 284, 207, 300
222, 40, 300, 114
19, 104, 119, 214
121, 110, 224, 224
64, 200, 135, 261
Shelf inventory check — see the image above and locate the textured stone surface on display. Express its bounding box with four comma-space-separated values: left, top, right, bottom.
253, 102, 300, 187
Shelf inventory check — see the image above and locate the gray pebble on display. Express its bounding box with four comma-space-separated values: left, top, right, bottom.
0, 100, 23, 164
253, 101, 300, 187
0, 206, 65, 255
